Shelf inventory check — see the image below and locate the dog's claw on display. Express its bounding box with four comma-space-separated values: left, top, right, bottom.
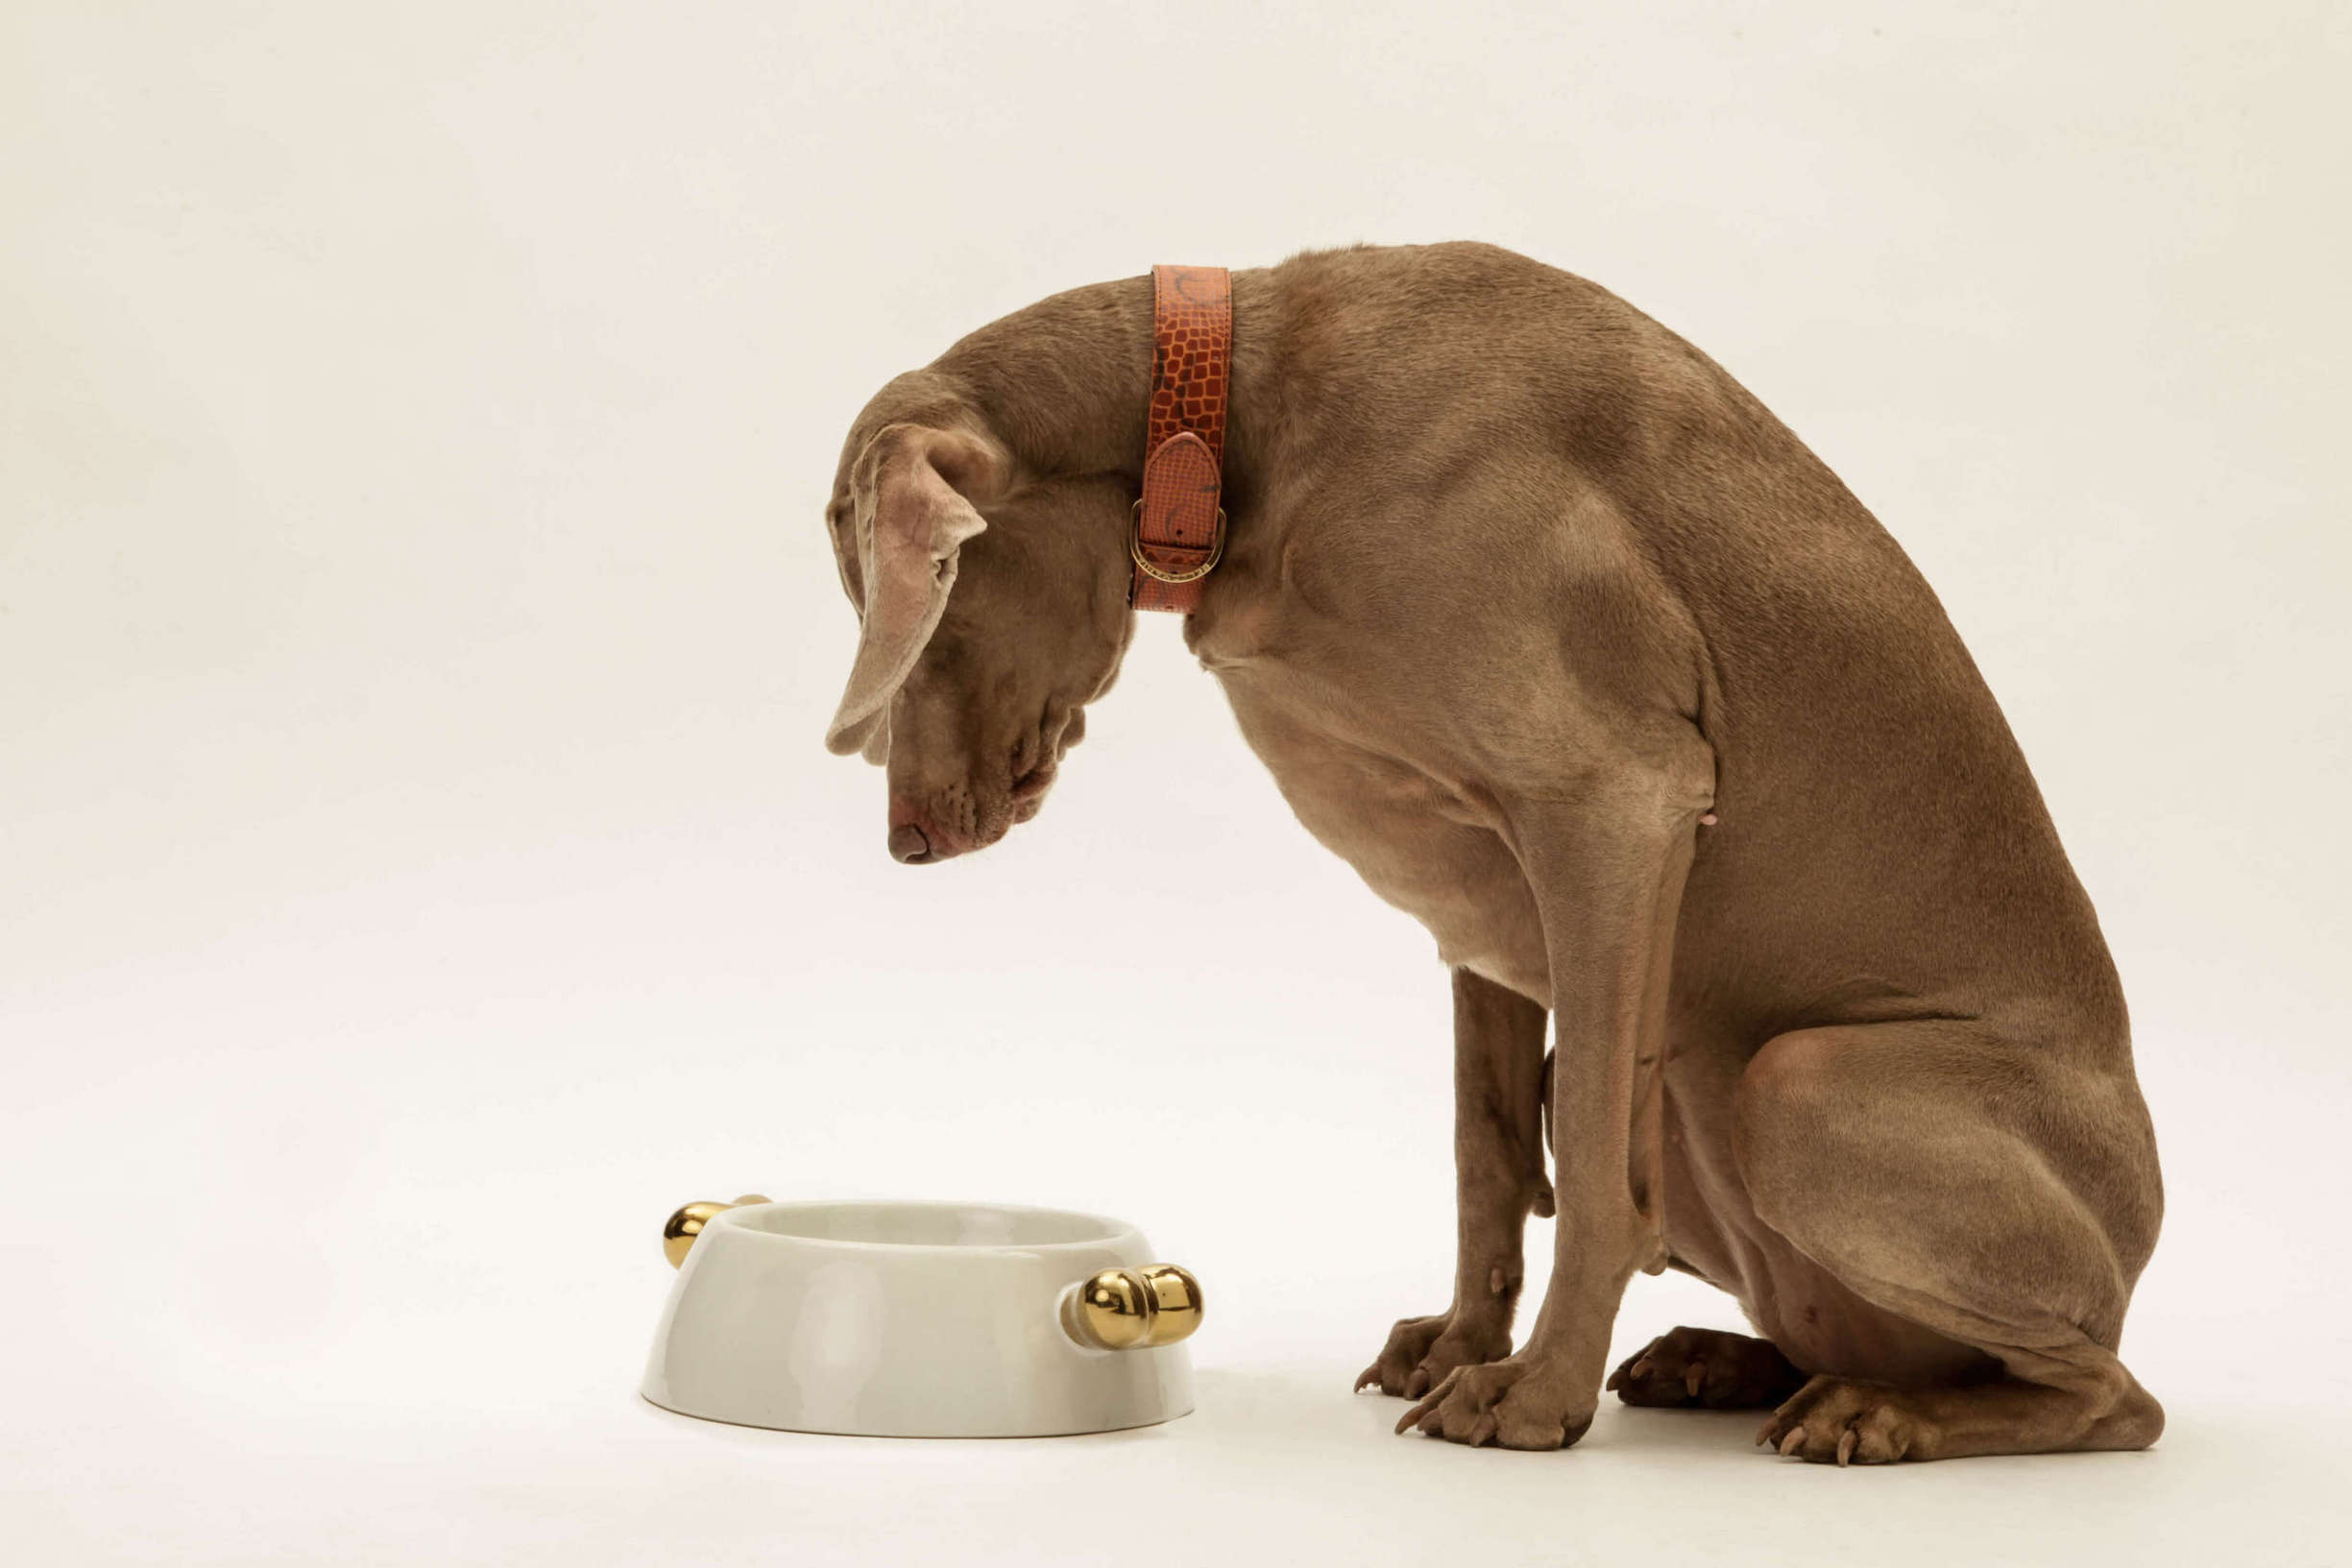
1468, 1412, 1499, 1447
1685, 1363, 1706, 1400
1778, 1425, 1806, 1457
1397, 1366, 1456, 1435
1837, 1429, 1857, 1467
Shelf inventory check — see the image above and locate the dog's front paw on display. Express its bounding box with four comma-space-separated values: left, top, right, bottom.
1394, 1356, 1596, 1451
1354, 1310, 1514, 1400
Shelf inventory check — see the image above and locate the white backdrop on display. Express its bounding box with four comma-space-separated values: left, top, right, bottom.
5, 3, 2346, 1563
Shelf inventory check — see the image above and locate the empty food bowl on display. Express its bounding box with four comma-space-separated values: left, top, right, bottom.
642, 1197, 1201, 1437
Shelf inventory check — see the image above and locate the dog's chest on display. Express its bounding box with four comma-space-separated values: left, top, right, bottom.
1218, 682, 1550, 1001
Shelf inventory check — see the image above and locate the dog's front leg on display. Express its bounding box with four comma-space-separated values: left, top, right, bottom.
1356, 967, 1551, 1399
1398, 773, 1700, 1450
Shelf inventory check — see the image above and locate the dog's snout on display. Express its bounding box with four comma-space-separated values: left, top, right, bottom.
888, 823, 934, 863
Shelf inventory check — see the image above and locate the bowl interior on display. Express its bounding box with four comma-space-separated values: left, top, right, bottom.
728, 1200, 1128, 1250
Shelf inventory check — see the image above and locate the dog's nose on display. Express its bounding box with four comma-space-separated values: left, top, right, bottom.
888, 823, 934, 863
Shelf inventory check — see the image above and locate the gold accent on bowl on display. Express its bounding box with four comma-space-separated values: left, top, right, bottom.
662, 1194, 771, 1268
1062, 1264, 1204, 1350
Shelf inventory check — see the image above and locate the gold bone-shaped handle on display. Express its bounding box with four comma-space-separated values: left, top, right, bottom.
1061, 1264, 1203, 1350
661, 1194, 771, 1268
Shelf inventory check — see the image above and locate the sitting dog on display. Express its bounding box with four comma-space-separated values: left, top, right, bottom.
817, 242, 2163, 1461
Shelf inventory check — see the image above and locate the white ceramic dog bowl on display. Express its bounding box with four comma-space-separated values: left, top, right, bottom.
641, 1198, 1200, 1437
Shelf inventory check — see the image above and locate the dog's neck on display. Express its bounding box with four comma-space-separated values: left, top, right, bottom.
933, 272, 1284, 567
928, 272, 1301, 673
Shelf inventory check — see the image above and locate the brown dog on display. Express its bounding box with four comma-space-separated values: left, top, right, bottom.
819, 242, 2163, 1462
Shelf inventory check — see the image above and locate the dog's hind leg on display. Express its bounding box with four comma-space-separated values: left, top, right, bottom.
1733, 1020, 2165, 1463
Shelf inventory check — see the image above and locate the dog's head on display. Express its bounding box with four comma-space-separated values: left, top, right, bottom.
822, 377, 1133, 862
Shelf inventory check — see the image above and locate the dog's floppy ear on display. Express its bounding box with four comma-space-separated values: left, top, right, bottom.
824, 424, 1000, 755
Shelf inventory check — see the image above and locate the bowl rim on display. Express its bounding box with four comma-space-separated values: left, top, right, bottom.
708, 1196, 1145, 1255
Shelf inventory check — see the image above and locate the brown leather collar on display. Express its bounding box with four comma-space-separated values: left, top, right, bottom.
1130, 264, 1232, 615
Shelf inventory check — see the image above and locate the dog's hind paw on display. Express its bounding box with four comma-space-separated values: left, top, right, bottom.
1756, 1377, 1927, 1465
1608, 1326, 1806, 1411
